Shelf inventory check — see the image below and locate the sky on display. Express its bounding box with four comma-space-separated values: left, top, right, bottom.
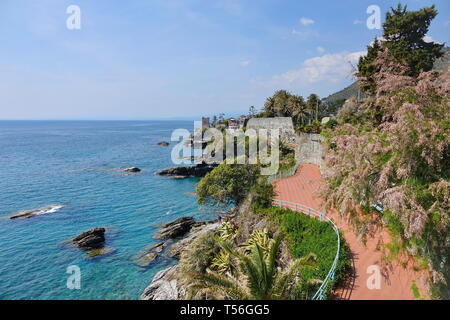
0, 0, 448, 120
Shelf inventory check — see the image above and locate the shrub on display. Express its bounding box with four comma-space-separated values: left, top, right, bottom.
264, 207, 351, 298
252, 181, 275, 210
179, 232, 221, 275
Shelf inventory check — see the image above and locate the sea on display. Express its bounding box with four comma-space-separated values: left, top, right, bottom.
0, 120, 223, 299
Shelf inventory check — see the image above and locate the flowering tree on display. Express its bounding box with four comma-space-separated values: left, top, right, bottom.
322, 46, 449, 297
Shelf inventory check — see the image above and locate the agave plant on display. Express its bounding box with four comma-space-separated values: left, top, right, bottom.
241, 229, 274, 256
217, 221, 238, 241
189, 235, 317, 300
210, 249, 234, 275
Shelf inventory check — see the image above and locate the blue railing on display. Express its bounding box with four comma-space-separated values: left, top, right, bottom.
272, 199, 341, 300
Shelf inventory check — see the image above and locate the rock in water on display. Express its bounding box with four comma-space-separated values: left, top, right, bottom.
124, 167, 141, 172
156, 162, 217, 178
157, 141, 170, 146
168, 222, 220, 259
10, 204, 64, 219
154, 217, 195, 239
72, 228, 106, 249
134, 242, 165, 268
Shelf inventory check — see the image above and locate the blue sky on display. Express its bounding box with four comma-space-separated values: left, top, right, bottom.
0, 0, 448, 120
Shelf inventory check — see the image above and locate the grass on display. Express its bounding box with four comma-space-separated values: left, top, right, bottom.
262, 207, 351, 298
411, 280, 421, 299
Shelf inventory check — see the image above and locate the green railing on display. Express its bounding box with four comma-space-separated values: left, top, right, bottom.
272, 199, 341, 300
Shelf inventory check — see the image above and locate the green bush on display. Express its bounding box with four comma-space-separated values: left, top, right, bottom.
264, 207, 351, 298
179, 232, 221, 275
251, 181, 275, 210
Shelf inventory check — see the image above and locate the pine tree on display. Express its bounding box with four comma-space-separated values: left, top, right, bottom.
358, 4, 444, 93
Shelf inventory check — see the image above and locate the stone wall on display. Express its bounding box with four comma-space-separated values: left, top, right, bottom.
295, 133, 324, 168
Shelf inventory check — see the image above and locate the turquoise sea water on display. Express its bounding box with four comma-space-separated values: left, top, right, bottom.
0, 120, 222, 300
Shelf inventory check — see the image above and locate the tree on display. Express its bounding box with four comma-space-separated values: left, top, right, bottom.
306, 94, 321, 123
323, 7, 449, 296
190, 235, 317, 300
289, 95, 308, 125
358, 4, 444, 93
196, 163, 260, 206
212, 115, 217, 126
248, 106, 257, 117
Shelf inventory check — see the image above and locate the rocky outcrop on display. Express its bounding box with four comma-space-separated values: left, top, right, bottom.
140, 219, 223, 300
157, 141, 170, 146
156, 162, 217, 178
10, 205, 64, 219
154, 217, 196, 239
168, 221, 220, 258
72, 228, 106, 250
124, 167, 141, 172
140, 265, 185, 300
134, 242, 165, 268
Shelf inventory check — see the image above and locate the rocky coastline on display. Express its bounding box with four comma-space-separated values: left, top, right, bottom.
140, 216, 227, 300
156, 162, 217, 179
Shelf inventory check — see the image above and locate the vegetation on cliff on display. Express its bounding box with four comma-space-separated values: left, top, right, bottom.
321, 4, 449, 298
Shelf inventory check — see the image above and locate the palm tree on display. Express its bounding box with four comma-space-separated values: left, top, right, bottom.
189, 235, 317, 300
263, 97, 276, 117
289, 95, 309, 125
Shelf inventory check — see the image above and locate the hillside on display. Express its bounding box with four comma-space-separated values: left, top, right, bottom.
323, 47, 450, 105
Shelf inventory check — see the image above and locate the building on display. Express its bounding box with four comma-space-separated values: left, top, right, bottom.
227, 118, 240, 129
202, 117, 210, 129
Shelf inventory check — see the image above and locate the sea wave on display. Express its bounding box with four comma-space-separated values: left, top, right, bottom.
10, 204, 64, 219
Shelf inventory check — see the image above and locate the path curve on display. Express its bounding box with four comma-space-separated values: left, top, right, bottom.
273, 163, 428, 300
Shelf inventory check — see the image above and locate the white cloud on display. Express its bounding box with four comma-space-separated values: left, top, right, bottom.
240, 60, 251, 67
444, 20, 450, 26
423, 35, 442, 44
264, 51, 367, 87
353, 19, 364, 25
299, 17, 315, 26
316, 46, 325, 54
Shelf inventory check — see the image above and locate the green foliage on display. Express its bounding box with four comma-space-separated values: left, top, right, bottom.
324, 119, 338, 130
251, 180, 275, 210
190, 234, 318, 300
179, 232, 222, 275
264, 207, 351, 298
210, 249, 234, 275
358, 4, 444, 93
411, 280, 421, 299
241, 229, 274, 256
217, 221, 238, 241
260, 90, 326, 126
296, 120, 322, 134
196, 163, 260, 206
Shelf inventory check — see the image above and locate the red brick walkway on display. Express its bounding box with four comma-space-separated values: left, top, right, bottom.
273, 163, 428, 300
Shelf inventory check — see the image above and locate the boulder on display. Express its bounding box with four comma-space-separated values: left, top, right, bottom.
72, 228, 106, 250
157, 142, 170, 146
168, 221, 220, 259
87, 247, 116, 259
134, 242, 165, 268
156, 162, 217, 178
140, 265, 184, 300
124, 167, 141, 172
154, 217, 195, 239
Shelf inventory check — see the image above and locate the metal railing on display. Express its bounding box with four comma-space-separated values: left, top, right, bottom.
267, 162, 300, 184
272, 199, 341, 300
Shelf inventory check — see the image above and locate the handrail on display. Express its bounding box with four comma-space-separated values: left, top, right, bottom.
267, 161, 300, 184
272, 199, 340, 300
